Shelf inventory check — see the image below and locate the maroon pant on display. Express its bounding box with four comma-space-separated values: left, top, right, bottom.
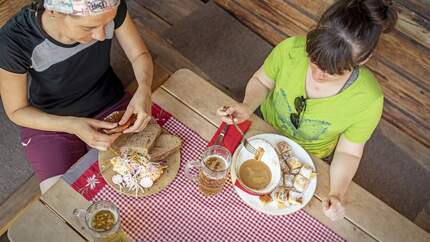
20, 93, 132, 181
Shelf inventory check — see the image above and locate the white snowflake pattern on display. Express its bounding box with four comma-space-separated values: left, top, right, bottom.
85, 175, 100, 190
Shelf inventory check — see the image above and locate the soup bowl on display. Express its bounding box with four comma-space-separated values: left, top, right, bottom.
235, 138, 281, 195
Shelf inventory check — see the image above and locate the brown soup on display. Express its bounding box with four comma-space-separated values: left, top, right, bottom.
239, 159, 272, 190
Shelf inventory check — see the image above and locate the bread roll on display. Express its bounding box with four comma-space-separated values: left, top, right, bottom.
102, 111, 137, 134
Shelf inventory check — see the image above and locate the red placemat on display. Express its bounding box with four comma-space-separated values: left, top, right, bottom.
63, 104, 345, 241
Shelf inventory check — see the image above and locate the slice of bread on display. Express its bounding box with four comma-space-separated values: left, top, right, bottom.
149, 133, 182, 161
113, 121, 162, 154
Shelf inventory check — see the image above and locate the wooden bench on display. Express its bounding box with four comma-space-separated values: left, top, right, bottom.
0, 175, 40, 236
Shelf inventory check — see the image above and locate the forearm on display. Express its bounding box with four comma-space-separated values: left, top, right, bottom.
116, 13, 154, 90
131, 50, 153, 90
8, 106, 76, 133
329, 151, 361, 200
243, 75, 271, 112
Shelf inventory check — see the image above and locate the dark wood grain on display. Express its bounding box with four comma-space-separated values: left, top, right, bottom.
133, 0, 204, 24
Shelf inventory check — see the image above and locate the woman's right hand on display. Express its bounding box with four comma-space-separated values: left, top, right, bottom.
216, 103, 252, 124
70, 117, 122, 151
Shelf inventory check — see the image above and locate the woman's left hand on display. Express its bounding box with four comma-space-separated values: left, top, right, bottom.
322, 195, 345, 221
120, 85, 152, 133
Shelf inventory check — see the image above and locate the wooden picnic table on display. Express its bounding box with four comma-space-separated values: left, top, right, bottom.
8, 69, 429, 242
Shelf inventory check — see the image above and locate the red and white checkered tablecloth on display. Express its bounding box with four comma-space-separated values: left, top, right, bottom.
63, 104, 345, 241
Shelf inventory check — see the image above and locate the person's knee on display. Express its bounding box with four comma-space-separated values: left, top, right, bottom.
39, 174, 62, 194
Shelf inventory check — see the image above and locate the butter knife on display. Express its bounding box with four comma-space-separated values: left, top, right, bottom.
214, 124, 229, 145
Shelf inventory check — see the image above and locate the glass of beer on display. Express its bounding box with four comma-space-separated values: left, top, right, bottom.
185, 145, 232, 196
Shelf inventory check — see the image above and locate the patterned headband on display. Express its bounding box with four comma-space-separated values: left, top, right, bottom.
44, 0, 120, 16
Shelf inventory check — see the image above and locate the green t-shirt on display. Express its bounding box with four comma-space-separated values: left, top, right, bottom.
261, 36, 383, 158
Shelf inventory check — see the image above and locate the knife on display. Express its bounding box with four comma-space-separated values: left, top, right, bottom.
214, 124, 229, 145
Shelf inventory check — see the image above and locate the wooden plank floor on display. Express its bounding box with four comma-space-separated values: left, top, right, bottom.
126, 0, 236, 98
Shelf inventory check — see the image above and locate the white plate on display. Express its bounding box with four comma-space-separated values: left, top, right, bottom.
235, 138, 281, 195
231, 133, 317, 215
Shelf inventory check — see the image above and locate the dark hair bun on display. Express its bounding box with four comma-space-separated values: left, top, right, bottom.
307, 0, 398, 72
357, 0, 398, 32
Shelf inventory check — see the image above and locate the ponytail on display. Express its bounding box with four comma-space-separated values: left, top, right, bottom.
352, 0, 398, 33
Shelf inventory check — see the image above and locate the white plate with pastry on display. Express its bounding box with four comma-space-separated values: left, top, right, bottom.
231, 133, 317, 215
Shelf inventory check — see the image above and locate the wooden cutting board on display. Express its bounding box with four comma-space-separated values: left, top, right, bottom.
98, 131, 181, 198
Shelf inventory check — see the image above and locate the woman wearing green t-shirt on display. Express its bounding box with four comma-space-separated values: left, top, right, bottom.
218, 0, 397, 220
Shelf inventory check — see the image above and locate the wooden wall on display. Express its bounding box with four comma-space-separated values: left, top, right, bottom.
0, 0, 31, 27
215, 0, 430, 150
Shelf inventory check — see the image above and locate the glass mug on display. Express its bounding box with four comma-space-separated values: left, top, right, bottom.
185, 145, 232, 196
73, 200, 128, 242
